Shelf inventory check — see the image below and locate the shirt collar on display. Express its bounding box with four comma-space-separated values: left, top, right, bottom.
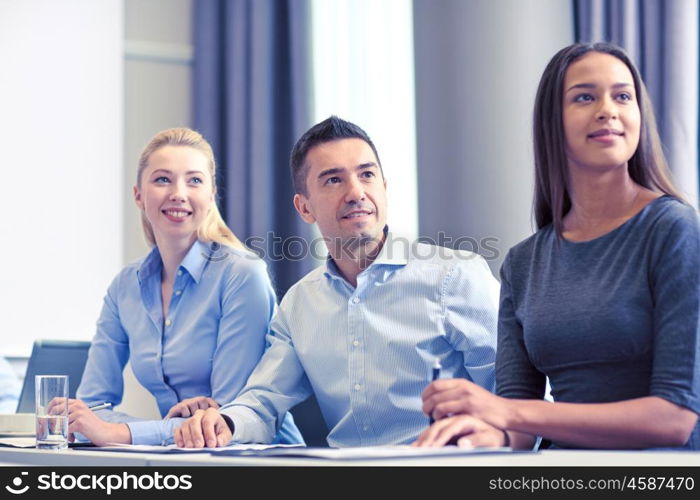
371, 228, 409, 266
323, 226, 408, 281
137, 246, 162, 284
137, 240, 211, 284
179, 240, 211, 284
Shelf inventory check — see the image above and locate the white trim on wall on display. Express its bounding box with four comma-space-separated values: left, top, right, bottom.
125, 40, 193, 64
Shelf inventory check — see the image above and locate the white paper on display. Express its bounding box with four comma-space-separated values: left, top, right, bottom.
213, 445, 515, 459
85, 442, 302, 454
0, 437, 36, 448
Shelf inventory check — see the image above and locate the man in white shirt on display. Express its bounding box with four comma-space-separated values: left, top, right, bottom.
175, 116, 500, 448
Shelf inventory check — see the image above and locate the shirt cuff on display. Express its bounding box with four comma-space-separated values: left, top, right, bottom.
126, 418, 183, 445
220, 405, 273, 444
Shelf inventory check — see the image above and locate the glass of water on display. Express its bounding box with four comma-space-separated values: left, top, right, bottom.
35, 375, 68, 450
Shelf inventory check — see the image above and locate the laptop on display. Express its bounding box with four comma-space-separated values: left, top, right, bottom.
16, 339, 92, 413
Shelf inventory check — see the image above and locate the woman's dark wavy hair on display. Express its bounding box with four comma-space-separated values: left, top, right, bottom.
533, 42, 684, 236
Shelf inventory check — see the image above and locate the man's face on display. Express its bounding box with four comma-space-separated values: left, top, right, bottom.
293, 138, 387, 253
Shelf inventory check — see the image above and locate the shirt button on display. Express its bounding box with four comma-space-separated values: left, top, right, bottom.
352, 340, 359, 347
175, 290, 182, 296
165, 319, 172, 327
351, 297, 360, 304
177, 270, 183, 276
354, 384, 361, 391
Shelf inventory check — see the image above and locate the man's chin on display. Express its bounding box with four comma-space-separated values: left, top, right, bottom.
348, 230, 380, 246
345, 231, 384, 256
326, 230, 381, 257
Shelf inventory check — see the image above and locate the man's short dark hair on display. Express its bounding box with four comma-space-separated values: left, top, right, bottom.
290, 116, 383, 195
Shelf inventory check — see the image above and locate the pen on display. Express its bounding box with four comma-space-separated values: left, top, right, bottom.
88, 402, 112, 411
429, 358, 442, 425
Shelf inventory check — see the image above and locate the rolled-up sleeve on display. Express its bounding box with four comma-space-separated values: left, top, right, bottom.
220, 307, 312, 444
443, 254, 500, 392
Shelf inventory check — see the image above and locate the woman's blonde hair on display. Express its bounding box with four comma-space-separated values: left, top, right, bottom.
136, 127, 244, 249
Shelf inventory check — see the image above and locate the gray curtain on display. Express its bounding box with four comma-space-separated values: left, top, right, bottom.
575, 0, 699, 207
193, 0, 316, 296
413, 0, 574, 275
193, 0, 327, 449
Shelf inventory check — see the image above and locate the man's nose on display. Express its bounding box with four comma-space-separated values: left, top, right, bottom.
344, 177, 366, 203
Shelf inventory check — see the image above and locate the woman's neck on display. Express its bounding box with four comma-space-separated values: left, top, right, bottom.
155, 235, 197, 283
564, 165, 643, 232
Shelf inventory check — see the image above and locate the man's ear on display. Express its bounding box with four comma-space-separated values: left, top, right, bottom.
293, 193, 316, 224
133, 185, 144, 210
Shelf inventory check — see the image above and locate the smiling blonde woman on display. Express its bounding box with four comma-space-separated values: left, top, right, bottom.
64, 128, 303, 447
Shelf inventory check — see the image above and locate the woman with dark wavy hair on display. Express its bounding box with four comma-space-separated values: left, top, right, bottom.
416, 43, 699, 450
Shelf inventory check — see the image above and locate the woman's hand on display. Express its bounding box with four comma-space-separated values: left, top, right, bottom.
421, 378, 514, 429
413, 414, 509, 448
166, 396, 220, 418
50, 398, 131, 446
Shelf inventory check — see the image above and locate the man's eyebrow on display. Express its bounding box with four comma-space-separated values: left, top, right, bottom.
357, 162, 378, 170
565, 82, 632, 92
318, 162, 378, 179
318, 167, 344, 179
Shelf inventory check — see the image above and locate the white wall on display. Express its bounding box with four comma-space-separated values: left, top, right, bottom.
118, 0, 194, 419
0, 0, 190, 418
0, 0, 123, 356
123, 0, 193, 263
311, 0, 418, 240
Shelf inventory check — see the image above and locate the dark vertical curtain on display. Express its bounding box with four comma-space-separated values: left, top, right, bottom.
574, 0, 699, 207
193, 0, 316, 296
193, 0, 327, 448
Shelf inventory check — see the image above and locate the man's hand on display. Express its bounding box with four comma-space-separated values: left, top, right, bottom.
166, 396, 220, 418
412, 414, 509, 448
174, 408, 232, 448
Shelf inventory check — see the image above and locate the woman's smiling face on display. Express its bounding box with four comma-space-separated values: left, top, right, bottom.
562, 51, 641, 173
134, 145, 214, 246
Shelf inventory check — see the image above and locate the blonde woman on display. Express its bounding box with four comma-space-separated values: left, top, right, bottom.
65, 128, 302, 446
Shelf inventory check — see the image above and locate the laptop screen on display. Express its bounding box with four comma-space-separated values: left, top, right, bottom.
16, 340, 91, 413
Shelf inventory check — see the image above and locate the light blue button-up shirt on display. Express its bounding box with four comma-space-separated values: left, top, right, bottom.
221, 239, 500, 447
0, 356, 20, 413
77, 240, 302, 445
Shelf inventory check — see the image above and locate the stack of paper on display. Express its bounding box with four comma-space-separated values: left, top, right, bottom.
0, 413, 34, 437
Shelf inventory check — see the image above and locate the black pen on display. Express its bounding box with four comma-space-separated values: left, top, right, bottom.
429, 358, 442, 424
88, 402, 112, 411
